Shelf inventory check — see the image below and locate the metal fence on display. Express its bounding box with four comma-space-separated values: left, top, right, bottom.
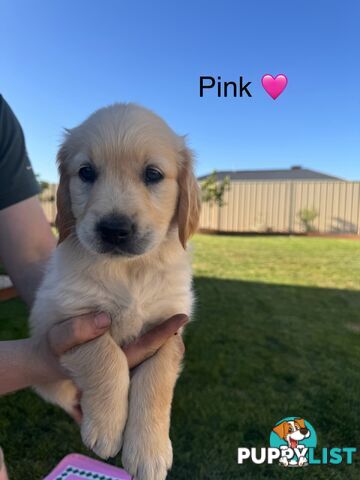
40, 181, 360, 234
199, 181, 360, 234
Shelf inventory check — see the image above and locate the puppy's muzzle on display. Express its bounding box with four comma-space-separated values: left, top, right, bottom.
97, 214, 136, 250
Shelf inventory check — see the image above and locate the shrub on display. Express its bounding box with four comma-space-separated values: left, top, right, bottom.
298, 207, 318, 232
200, 171, 230, 207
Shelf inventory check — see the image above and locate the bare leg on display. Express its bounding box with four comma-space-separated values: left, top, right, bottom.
122, 335, 184, 480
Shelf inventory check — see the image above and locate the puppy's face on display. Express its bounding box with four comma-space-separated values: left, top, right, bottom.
56, 104, 200, 257
273, 419, 310, 448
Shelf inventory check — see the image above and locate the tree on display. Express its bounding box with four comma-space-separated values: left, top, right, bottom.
298, 208, 318, 232
200, 171, 230, 207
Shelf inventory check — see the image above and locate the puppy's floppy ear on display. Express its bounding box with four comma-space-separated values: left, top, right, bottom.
295, 418, 306, 429
273, 421, 287, 439
56, 144, 75, 244
177, 144, 201, 248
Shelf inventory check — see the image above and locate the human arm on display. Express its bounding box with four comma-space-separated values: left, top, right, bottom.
0, 196, 56, 306
0, 96, 56, 306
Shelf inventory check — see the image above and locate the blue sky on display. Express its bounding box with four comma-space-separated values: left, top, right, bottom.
1, 0, 360, 182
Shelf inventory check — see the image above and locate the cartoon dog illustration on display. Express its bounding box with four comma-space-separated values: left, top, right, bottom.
273, 418, 310, 467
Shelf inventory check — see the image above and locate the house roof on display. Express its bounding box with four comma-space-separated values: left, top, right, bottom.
198, 167, 343, 182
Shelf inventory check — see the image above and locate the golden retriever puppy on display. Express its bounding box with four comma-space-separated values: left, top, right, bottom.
30, 103, 201, 480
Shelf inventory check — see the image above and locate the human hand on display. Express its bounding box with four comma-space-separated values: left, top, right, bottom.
32, 312, 188, 423
31, 312, 188, 383
123, 313, 188, 368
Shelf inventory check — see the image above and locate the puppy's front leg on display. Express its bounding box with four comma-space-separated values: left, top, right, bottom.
122, 334, 184, 480
61, 333, 129, 459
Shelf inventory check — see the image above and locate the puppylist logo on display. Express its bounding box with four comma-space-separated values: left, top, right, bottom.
238, 417, 357, 468
270, 417, 315, 467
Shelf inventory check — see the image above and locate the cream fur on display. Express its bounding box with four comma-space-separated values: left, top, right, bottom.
30, 103, 200, 480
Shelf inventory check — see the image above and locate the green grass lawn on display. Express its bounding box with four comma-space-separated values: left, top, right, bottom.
1, 235, 360, 479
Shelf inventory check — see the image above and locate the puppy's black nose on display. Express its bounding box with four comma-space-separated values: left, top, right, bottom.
97, 215, 135, 246
300, 428, 308, 435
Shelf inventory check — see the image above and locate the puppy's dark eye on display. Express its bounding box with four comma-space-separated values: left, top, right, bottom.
144, 166, 164, 185
79, 165, 97, 183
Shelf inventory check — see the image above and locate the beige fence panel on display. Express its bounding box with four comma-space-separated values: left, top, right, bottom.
40, 181, 360, 234
39, 184, 57, 224
199, 181, 360, 234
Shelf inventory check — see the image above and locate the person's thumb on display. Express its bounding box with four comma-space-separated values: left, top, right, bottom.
48, 312, 111, 356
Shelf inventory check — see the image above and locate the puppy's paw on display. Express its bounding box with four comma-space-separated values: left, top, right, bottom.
81, 403, 127, 459
122, 431, 172, 480
279, 456, 289, 467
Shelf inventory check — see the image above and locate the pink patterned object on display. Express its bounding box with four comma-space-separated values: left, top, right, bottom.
43, 454, 132, 480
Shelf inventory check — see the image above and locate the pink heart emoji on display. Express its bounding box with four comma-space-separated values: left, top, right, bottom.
261, 74, 288, 100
